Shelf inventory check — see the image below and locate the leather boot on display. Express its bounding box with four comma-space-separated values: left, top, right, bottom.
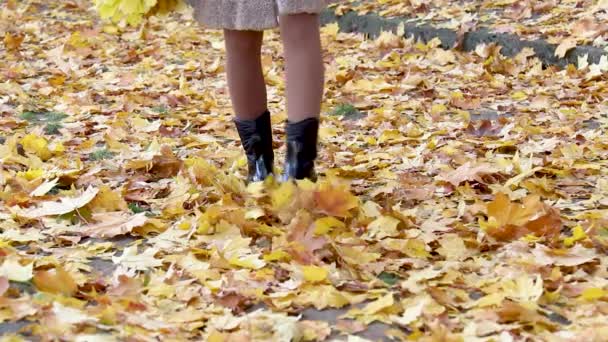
234, 110, 274, 183
281, 118, 319, 181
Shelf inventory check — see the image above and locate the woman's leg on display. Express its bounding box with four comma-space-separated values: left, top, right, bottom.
223, 29, 267, 120
224, 30, 274, 182
279, 14, 324, 122
279, 14, 324, 180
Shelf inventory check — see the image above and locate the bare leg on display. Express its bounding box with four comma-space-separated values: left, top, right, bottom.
223, 29, 267, 120
279, 14, 324, 122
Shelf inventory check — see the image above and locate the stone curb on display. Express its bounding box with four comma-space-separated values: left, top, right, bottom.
320, 10, 608, 68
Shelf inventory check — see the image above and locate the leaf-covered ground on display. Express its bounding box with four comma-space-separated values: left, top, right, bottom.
1, 1, 608, 341
339, 0, 608, 49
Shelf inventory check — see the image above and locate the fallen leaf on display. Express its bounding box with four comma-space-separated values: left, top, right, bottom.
579, 288, 607, 301
4, 31, 25, 51
20, 187, 99, 218
392, 296, 427, 325
437, 234, 469, 261
364, 215, 401, 240
0, 257, 33, 282
30, 178, 59, 197
33, 266, 78, 296
149, 145, 183, 180
531, 244, 596, 266
302, 265, 328, 283
314, 180, 358, 218
112, 246, 162, 270
0, 277, 9, 296
481, 193, 562, 241
555, 38, 577, 58
80, 212, 148, 238
438, 162, 499, 186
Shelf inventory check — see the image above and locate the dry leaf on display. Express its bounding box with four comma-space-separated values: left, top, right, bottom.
555, 38, 577, 58
33, 266, 78, 296
481, 193, 562, 241
80, 212, 148, 238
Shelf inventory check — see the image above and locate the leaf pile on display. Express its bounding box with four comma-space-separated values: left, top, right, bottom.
337, 0, 608, 50
0, 0, 608, 341
95, 0, 185, 26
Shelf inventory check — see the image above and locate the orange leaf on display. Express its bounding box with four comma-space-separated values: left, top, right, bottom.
4, 32, 24, 51
313, 181, 358, 218
33, 266, 78, 296
483, 193, 562, 241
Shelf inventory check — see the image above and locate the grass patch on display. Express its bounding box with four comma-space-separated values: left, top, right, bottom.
90, 149, 115, 161
20, 111, 67, 124
151, 106, 168, 114
20, 111, 67, 135
330, 103, 361, 118
44, 122, 63, 135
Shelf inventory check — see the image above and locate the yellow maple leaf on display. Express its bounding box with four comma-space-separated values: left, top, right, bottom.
364, 215, 401, 240
271, 180, 296, 211
302, 265, 328, 283
263, 250, 292, 262
321, 23, 340, 38
17, 168, 44, 181
88, 185, 128, 212
293, 285, 354, 310
314, 216, 345, 235
564, 225, 587, 247
580, 287, 607, 301
20, 134, 52, 160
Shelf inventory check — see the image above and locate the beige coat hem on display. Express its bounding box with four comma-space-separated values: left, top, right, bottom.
188, 0, 332, 31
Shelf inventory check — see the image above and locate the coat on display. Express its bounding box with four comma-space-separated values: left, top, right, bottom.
188, 0, 330, 31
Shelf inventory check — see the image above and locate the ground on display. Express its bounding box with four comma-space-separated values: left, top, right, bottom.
0, 1, 608, 341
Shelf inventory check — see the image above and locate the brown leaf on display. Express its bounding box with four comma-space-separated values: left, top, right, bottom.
215, 291, 252, 314
149, 145, 183, 180
497, 301, 556, 330
286, 211, 328, 265
450, 92, 481, 110
0, 277, 8, 296
108, 274, 143, 297
465, 120, 502, 137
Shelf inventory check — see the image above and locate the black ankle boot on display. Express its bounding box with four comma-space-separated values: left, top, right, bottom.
281, 118, 319, 181
234, 110, 274, 183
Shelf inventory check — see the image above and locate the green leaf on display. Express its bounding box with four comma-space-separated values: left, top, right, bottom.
378, 272, 400, 286
128, 203, 146, 214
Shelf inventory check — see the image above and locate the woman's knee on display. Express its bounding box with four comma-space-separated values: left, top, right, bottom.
279, 14, 320, 46
223, 30, 263, 53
